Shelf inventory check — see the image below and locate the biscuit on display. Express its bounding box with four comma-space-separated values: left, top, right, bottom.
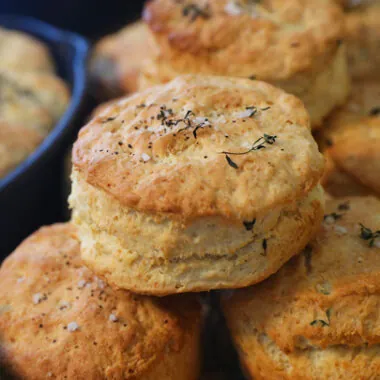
0, 27, 55, 73
0, 68, 70, 178
318, 80, 380, 197
141, 0, 350, 128
328, 117, 380, 195
343, 1, 380, 79
0, 223, 202, 380
91, 21, 155, 98
223, 196, 380, 380
323, 79, 380, 141
70, 75, 325, 295
321, 150, 372, 197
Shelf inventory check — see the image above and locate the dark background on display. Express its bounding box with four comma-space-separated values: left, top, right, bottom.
0, 0, 145, 39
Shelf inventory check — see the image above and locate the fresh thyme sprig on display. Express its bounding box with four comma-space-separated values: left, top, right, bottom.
310, 309, 331, 327
243, 218, 256, 231
222, 134, 277, 156
245, 106, 258, 117
156, 105, 174, 123
183, 3, 210, 21
176, 110, 211, 138
225, 155, 238, 169
192, 122, 208, 139
221, 134, 277, 169
359, 224, 380, 247
370, 107, 380, 116
157, 109, 193, 130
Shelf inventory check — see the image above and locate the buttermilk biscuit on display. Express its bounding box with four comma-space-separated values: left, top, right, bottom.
223, 196, 380, 380
91, 21, 155, 98
342, 1, 380, 79
328, 118, 380, 196
0, 68, 70, 177
0, 27, 55, 73
323, 79, 380, 141
335, 0, 373, 7
318, 80, 380, 197
141, 0, 350, 128
0, 223, 202, 380
70, 75, 325, 295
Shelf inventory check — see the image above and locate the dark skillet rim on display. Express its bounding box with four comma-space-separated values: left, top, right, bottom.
0, 15, 89, 194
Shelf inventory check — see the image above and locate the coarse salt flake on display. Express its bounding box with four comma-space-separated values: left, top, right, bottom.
141, 153, 151, 162
77, 280, 87, 288
32, 293, 43, 305
109, 314, 118, 322
334, 225, 347, 235
236, 109, 255, 119
67, 322, 79, 332
324, 215, 336, 225
225, 1, 242, 15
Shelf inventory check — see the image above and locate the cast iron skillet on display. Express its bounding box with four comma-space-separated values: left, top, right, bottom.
0, 15, 89, 258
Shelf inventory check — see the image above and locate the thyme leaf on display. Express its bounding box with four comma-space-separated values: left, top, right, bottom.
370, 107, 380, 116
225, 155, 238, 169
243, 219, 256, 231
221, 134, 277, 156
359, 224, 380, 247
221, 134, 277, 169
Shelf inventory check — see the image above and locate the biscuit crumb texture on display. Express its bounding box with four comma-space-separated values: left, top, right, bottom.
71, 75, 325, 294
0, 224, 202, 380
223, 196, 380, 380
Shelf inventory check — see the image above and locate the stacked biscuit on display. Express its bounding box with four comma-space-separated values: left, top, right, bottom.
92, 0, 350, 128
223, 196, 380, 379
1, 73, 326, 378
91, 0, 380, 198
0, 27, 70, 179
2, 0, 380, 379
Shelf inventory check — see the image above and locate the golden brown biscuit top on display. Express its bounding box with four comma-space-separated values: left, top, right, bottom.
327, 117, 380, 193
225, 196, 380, 352
73, 75, 323, 221
0, 224, 200, 379
143, 0, 344, 80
